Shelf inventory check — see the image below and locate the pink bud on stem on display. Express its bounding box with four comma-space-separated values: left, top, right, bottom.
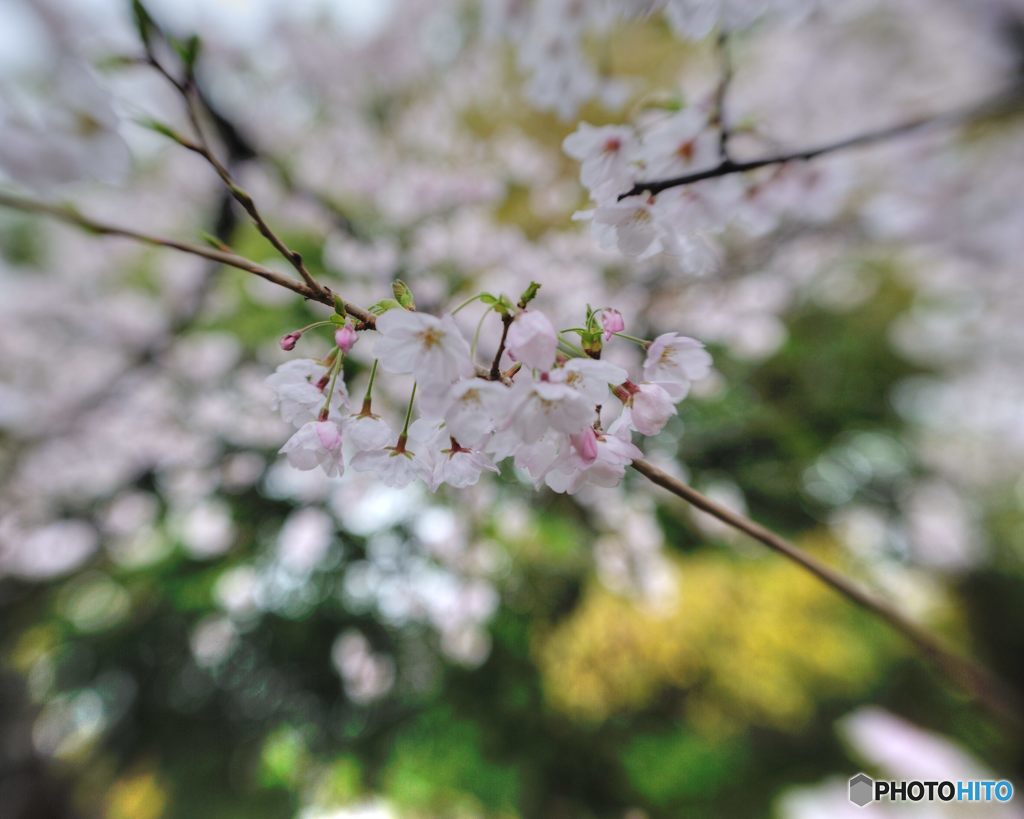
600, 308, 625, 341
335, 324, 358, 353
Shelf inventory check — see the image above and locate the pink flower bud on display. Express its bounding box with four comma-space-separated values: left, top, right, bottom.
280, 331, 302, 351
570, 427, 599, 466
601, 308, 625, 340
335, 324, 358, 353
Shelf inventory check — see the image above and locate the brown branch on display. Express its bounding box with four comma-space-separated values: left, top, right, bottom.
711, 31, 734, 162
0, 191, 375, 328
631, 458, 1023, 727
620, 86, 1024, 200
489, 314, 512, 380
137, 18, 326, 298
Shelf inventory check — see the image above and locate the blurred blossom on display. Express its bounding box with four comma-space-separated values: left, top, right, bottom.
33, 689, 105, 758
173, 499, 235, 559
781, 708, 1024, 818
276, 507, 336, 574
59, 572, 131, 633
190, 615, 239, 668
1, 519, 98, 580
214, 565, 262, 618
331, 630, 396, 705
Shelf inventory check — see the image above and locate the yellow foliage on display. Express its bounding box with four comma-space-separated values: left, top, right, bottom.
105, 770, 167, 819
536, 540, 894, 732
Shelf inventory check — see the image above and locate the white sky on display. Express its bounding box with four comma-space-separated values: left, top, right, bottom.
0, 0, 395, 74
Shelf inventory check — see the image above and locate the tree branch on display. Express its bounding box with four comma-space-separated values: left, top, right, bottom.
711, 31, 734, 162
631, 458, 1023, 726
0, 191, 375, 328
620, 86, 1024, 200
489, 314, 512, 381
136, 12, 328, 298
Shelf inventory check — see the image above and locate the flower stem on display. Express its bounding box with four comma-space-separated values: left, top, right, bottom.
470, 308, 491, 362
318, 352, 344, 421
613, 332, 651, 347
360, 359, 379, 415
298, 319, 334, 334
400, 382, 417, 438
451, 293, 485, 315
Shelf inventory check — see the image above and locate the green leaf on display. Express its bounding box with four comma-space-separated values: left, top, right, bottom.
369, 299, 401, 316
199, 231, 229, 252
131, 0, 157, 49
173, 34, 202, 71
518, 281, 541, 308
392, 279, 416, 310
136, 117, 184, 143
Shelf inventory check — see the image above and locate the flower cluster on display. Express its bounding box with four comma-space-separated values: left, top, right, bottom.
269, 288, 710, 494
485, 0, 823, 118
565, 105, 847, 273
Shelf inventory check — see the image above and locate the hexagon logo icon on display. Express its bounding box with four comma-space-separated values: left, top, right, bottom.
849, 773, 875, 807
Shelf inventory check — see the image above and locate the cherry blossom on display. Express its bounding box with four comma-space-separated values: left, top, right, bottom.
639, 108, 719, 179
280, 421, 345, 477
643, 333, 713, 400
433, 443, 500, 491
267, 360, 349, 427
344, 413, 394, 453
349, 444, 429, 487
374, 309, 473, 386
623, 382, 678, 435
429, 378, 509, 448
506, 310, 558, 372
562, 123, 639, 202
545, 418, 643, 494
550, 358, 629, 404
503, 375, 597, 444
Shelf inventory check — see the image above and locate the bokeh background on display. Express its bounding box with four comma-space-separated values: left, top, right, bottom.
2, 0, 1024, 816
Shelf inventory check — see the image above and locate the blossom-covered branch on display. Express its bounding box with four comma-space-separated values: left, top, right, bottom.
4, 184, 1020, 723
618, 86, 1023, 199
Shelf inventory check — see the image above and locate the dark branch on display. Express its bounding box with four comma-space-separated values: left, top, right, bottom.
711, 31, 734, 162
620, 86, 1024, 200
489, 314, 512, 381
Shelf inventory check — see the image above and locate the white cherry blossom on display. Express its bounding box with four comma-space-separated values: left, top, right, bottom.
643, 333, 712, 400
279, 421, 345, 477
267, 360, 348, 427
506, 310, 558, 372
503, 375, 597, 444
551, 358, 628, 403
374, 309, 473, 387
437, 378, 509, 448
562, 123, 639, 202
625, 382, 678, 435
344, 414, 394, 453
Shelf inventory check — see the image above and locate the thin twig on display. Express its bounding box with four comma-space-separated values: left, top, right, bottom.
631, 458, 1023, 726
489, 314, 512, 381
138, 21, 326, 298
620, 86, 1023, 199
711, 31, 734, 162
0, 191, 374, 327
